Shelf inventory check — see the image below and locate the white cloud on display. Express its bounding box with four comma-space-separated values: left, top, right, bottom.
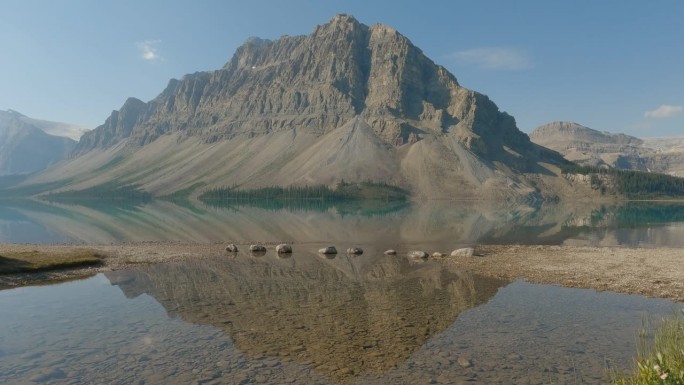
450, 47, 532, 70
644, 104, 683, 119
135, 40, 161, 62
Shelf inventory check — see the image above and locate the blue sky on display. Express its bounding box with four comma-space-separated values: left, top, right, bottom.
1, 0, 682, 137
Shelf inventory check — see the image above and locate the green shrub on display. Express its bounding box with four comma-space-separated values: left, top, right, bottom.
613, 312, 684, 384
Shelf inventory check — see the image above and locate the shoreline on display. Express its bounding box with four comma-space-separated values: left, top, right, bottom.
1, 242, 683, 302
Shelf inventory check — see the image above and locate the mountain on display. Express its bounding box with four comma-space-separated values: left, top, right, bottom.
529, 121, 650, 170
25, 14, 569, 200
0, 110, 77, 176
530, 121, 684, 176
1, 109, 88, 141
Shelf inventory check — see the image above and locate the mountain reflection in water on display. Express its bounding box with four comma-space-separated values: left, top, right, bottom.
3, 199, 684, 246
106, 250, 506, 378
2, 254, 679, 384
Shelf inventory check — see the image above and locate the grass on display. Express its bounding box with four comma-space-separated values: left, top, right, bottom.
612, 312, 684, 384
0, 250, 103, 274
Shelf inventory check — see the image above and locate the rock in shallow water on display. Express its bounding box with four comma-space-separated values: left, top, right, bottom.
451, 247, 475, 257
318, 246, 337, 254
457, 355, 473, 368
408, 251, 429, 259
225, 243, 239, 253
275, 244, 292, 253
249, 244, 267, 252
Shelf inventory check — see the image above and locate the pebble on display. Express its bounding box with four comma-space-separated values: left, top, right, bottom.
408, 250, 429, 259
457, 356, 473, 368
346, 247, 363, 255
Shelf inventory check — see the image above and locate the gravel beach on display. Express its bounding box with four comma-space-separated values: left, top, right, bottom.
1, 242, 683, 302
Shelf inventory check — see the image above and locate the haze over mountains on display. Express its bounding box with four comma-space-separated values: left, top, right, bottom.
0, 110, 80, 176
530, 121, 684, 177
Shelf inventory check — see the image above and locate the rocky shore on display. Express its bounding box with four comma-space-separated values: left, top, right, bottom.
1, 242, 683, 302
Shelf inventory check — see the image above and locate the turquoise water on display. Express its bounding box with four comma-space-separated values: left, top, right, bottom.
2, 199, 684, 247
0, 252, 681, 384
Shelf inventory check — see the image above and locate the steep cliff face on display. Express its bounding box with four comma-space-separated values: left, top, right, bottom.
34, 15, 568, 199
75, 98, 147, 151
0, 110, 77, 176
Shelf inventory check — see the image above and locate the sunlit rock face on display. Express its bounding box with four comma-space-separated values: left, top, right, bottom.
30, 14, 567, 200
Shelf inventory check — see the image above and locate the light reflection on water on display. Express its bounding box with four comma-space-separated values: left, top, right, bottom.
0, 251, 680, 385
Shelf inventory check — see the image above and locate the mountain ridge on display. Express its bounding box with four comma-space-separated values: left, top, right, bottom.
0, 110, 77, 176
530, 121, 684, 176
24, 14, 571, 200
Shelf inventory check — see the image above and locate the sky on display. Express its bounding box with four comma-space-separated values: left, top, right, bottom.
1, 0, 682, 137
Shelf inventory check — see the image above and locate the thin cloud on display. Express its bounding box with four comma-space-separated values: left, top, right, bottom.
450, 47, 532, 70
644, 104, 683, 119
135, 40, 162, 62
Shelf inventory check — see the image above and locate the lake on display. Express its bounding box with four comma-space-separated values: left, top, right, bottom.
1, 199, 683, 384
3, 199, 684, 247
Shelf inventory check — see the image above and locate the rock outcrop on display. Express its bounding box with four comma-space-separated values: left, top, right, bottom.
28, 14, 568, 200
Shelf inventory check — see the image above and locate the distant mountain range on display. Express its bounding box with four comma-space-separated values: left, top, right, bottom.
530, 121, 684, 176
22, 14, 575, 201
0, 110, 82, 176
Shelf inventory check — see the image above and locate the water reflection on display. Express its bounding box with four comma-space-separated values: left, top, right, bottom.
3, 199, 684, 246
106, 250, 506, 378
1, 254, 679, 384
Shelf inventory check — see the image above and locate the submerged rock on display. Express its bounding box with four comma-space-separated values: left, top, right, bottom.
408, 251, 429, 259
225, 243, 239, 253
451, 248, 475, 257
249, 244, 267, 252
384, 249, 397, 255
276, 244, 292, 253
346, 247, 363, 255
318, 246, 337, 254
457, 355, 473, 368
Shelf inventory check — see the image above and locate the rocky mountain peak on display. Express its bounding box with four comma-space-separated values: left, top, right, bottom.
48, 15, 569, 200
318, 13, 363, 30
3, 109, 25, 118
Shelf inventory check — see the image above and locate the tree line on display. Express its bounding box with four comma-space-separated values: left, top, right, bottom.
198, 181, 408, 204
560, 165, 684, 198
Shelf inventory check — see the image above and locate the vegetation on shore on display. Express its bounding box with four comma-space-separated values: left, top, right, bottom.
0, 250, 102, 274
612, 312, 684, 385
561, 165, 684, 199
198, 181, 409, 211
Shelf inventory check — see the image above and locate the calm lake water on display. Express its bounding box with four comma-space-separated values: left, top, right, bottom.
3, 199, 684, 247
0, 251, 681, 385
1, 199, 683, 384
